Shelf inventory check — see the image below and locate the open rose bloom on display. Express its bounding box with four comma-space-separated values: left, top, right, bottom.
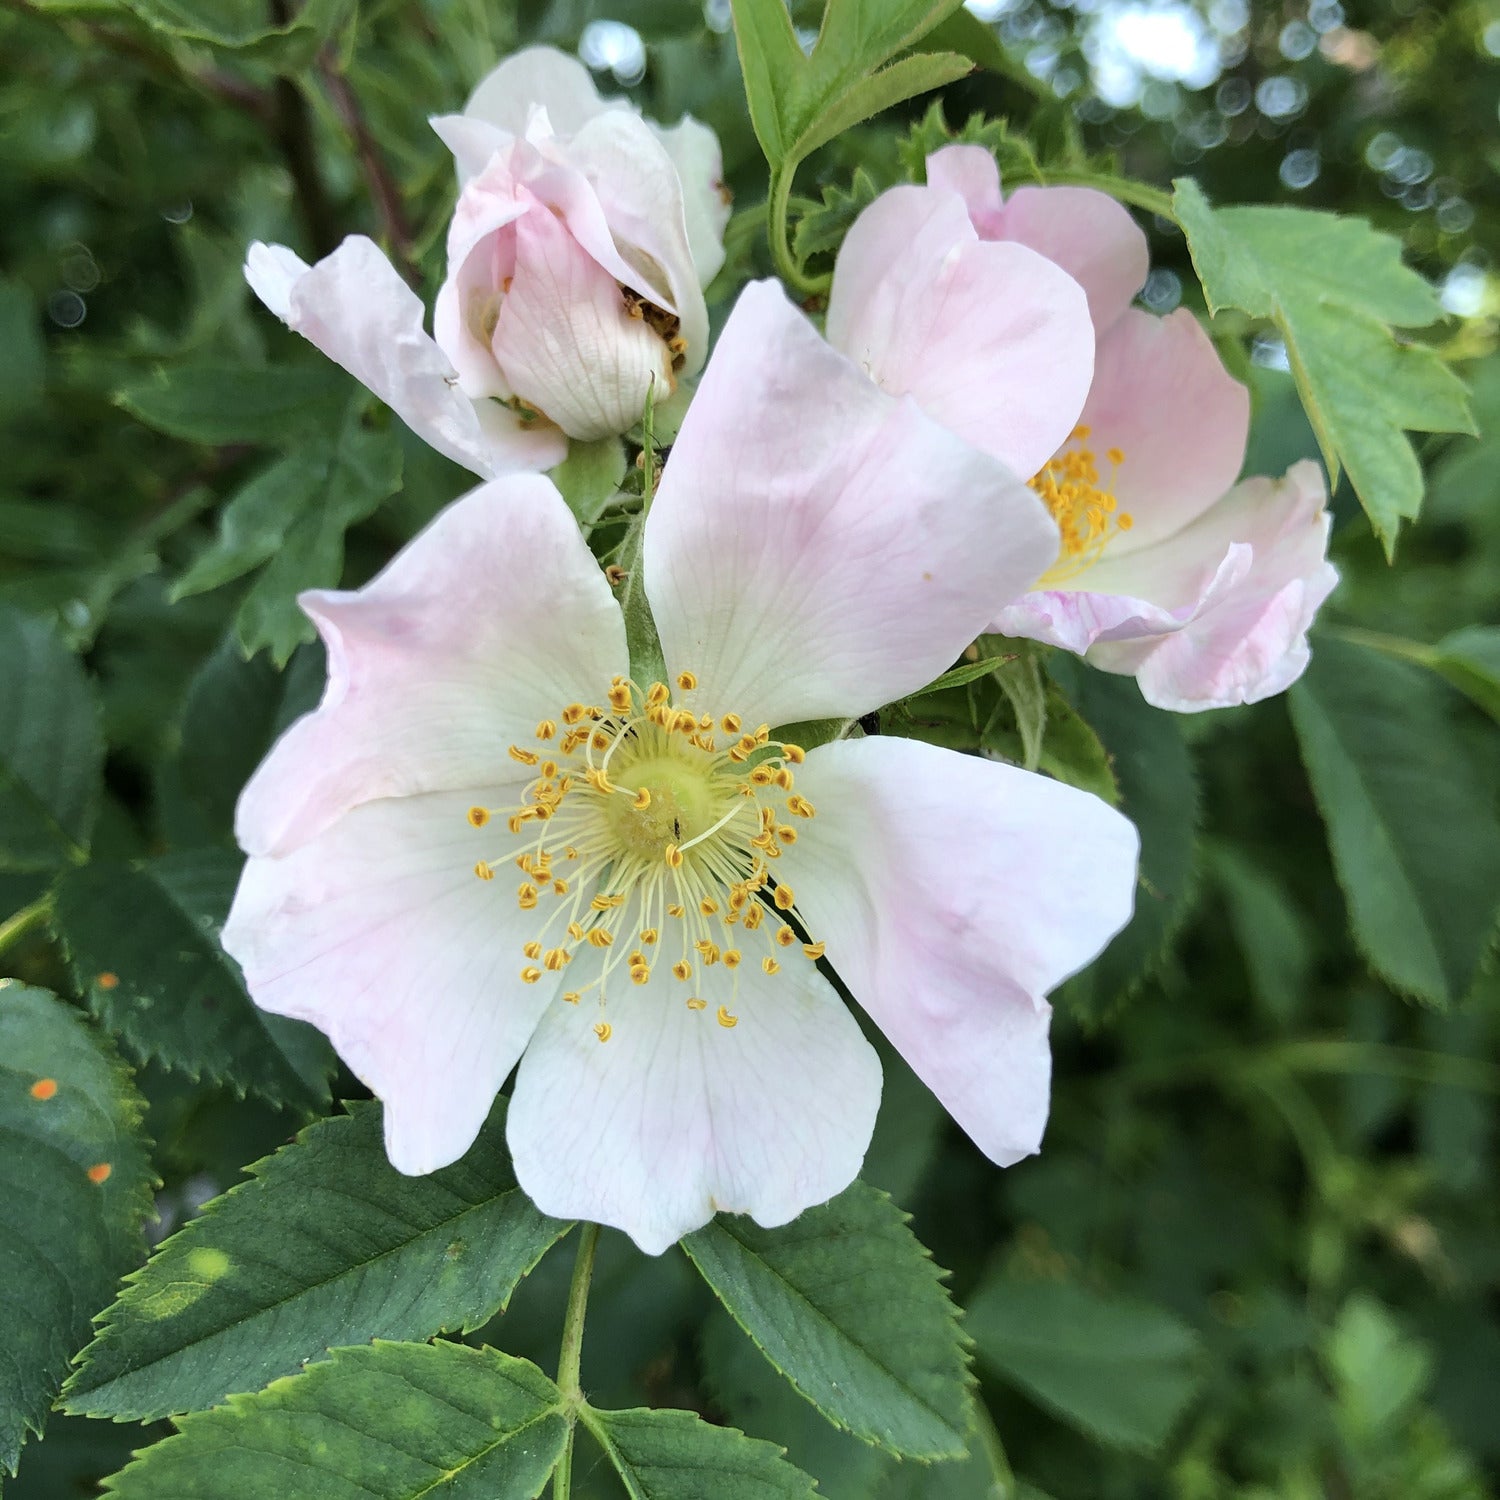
244, 47, 727, 476
223, 281, 1139, 1254
828, 145, 1338, 711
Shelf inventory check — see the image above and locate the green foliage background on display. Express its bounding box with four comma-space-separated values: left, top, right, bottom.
1, 0, 1498, 1495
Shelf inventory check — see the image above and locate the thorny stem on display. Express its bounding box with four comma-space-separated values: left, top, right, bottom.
552, 1223, 601, 1500
0, 898, 51, 962
318, 53, 419, 283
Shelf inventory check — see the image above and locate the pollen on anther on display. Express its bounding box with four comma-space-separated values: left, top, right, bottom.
803, 941, 826, 960
762, 957, 781, 975
632, 787, 651, 810
475, 862, 494, 880
672, 960, 692, 981
467, 806, 490, 828
521, 966, 543, 984
776, 925, 796, 947
30, 1078, 58, 1101
594, 1022, 612, 1043
563, 991, 581, 1004
665, 845, 684, 868
676, 670, 698, 691
716, 1006, 738, 1029
687, 997, 707, 1011
668, 903, 685, 918
773, 885, 796, 910
723, 949, 742, 968
536, 719, 557, 740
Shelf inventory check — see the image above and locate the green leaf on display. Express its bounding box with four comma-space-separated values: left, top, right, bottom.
1173, 179, 1474, 553
1288, 634, 1500, 1006
552, 436, 628, 526
65, 1100, 568, 1420
0, 982, 154, 1475
965, 1275, 1202, 1454
172, 450, 332, 601
115, 0, 356, 68
1031, 686, 1118, 805
1049, 663, 1197, 1021
0, 606, 104, 871
235, 425, 403, 664
731, 0, 968, 168
171, 636, 317, 838
1326, 1294, 1433, 1438
681, 1180, 971, 1459
988, 644, 1047, 771
52, 849, 335, 1109
791, 169, 880, 265
613, 515, 668, 689
1209, 843, 1313, 1023
98, 1341, 569, 1498
0, 274, 45, 418
115, 363, 350, 447
583, 1405, 818, 1499
1431, 625, 1500, 725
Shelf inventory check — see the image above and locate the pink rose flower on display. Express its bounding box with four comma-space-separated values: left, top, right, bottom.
828, 145, 1338, 711
222, 280, 1138, 1253
244, 47, 729, 474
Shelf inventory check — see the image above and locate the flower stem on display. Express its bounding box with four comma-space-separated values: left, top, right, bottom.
552, 1222, 601, 1500
0, 897, 51, 962
1021, 168, 1178, 224
768, 162, 831, 301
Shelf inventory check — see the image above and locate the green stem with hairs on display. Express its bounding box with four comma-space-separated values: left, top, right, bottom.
552, 1222, 602, 1500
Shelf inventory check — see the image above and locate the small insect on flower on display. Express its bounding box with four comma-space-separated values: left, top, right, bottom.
224, 279, 1138, 1256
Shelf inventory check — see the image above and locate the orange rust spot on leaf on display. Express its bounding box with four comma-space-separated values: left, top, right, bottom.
96, 972, 120, 990
87, 1163, 112, 1184
30, 1078, 58, 1101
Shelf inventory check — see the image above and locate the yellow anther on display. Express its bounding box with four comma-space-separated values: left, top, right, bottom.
467, 806, 490, 828
518, 883, 539, 909
776, 925, 796, 948
675, 670, 698, 691
743, 905, 764, 931
749, 766, 775, 786
1119, 513, 1135, 531
563, 991, 581, 1004
762, 957, 780, 976
699, 898, 719, 916
803, 941, 826, 960
540, 760, 558, 778
594, 1022, 612, 1043
773, 885, 795, 910
568, 921, 585, 940
777, 826, 798, 844
672, 960, 692, 981
544, 948, 570, 970
591, 894, 614, 912
641, 928, 659, 945
608, 683, 632, 713
665, 844, 684, 868
782, 744, 806, 764
754, 724, 770, 744
786, 795, 815, 818
508, 745, 539, 765
721, 713, 742, 735
696, 941, 722, 965
553, 879, 569, 895
687, 997, 707, 1011
591, 730, 611, 751
587, 929, 614, 948
609, 893, 627, 908
717, 1006, 738, 1029
1106, 446, 1125, 466
630, 964, 651, 985
565, 847, 580, 860
667, 903, 686, 918
723, 949, 742, 968
1073, 424, 1091, 440
474, 861, 494, 881
646, 682, 670, 709
774, 767, 794, 790
628, 949, 645, 966
536, 720, 557, 740
523, 941, 542, 960
632, 787, 652, 810
521, 966, 542, 984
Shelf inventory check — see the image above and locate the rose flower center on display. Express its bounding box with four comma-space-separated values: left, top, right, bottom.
467, 673, 822, 1042
1030, 424, 1134, 585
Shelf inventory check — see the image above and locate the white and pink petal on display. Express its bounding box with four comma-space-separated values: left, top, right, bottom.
235, 476, 627, 859
507, 951, 881, 1255
224, 789, 558, 1176
783, 736, 1138, 1166
244, 236, 564, 477
644, 279, 1059, 732
826, 184, 1094, 479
